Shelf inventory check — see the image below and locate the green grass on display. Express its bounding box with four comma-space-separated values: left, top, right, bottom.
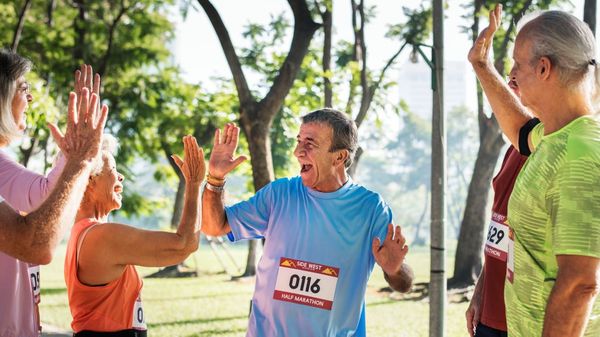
40, 243, 468, 337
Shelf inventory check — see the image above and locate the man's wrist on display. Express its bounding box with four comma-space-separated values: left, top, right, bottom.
205, 181, 225, 193
207, 172, 225, 186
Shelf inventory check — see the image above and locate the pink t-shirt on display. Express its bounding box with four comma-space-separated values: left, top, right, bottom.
0, 149, 65, 337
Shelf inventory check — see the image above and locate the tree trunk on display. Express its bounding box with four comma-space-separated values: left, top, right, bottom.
11, 0, 32, 52
585, 0, 596, 36
238, 114, 275, 277
198, 0, 319, 277
347, 146, 362, 178
412, 189, 429, 246
449, 123, 504, 288
170, 176, 186, 228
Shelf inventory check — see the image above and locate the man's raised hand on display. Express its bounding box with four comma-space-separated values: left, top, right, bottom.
208, 123, 247, 179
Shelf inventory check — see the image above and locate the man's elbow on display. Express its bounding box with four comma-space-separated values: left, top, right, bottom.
392, 278, 413, 293
573, 279, 600, 298
21, 247, 54, 265
385, 265, 414, 293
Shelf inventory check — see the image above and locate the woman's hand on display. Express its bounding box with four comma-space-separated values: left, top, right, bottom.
172, 135, 206, 185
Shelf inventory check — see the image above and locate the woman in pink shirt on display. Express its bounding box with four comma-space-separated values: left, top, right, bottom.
0, 50, 106, 337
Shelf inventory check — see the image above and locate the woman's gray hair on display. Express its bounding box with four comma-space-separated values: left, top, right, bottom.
517, 11, 599, 103
0, 49, 32, 145
90, 134, 119, 175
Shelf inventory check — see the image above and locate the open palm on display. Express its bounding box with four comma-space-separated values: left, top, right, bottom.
372, 224, 409, 276
208, 123, 247, 179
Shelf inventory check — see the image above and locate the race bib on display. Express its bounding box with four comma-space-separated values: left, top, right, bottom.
273, 257, 339, 310
484, 219, 509, 261
28, 265, 40, 304
507, 228, 515, 283
132, 296, 146, 330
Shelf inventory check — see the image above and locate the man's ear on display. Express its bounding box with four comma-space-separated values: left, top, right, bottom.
334, 149, 349, 167
537, 56, 552, 81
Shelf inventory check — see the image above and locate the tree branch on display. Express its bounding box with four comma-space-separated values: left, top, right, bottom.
98, 0, 130, 77
47, 0, 56, 27
345, 0, 360, 114
11, 0, 32, 52
197, 0, 254, 109
319, 2, 333, 107
73, 0, 87, 62
494, 0, 533, 73
258, 0, 320, 120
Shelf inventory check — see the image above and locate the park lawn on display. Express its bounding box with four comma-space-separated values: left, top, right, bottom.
40, 243, 468, 337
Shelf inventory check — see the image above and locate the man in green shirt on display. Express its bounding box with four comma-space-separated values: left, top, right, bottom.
468, 4, 600, 337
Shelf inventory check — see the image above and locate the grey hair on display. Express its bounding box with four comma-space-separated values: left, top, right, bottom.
301, 108, 358, 168
0, 49, 32, 145
516, 11, 598, 100
90, 134, 119, 175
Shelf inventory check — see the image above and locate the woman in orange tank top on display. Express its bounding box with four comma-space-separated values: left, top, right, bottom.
65, 135, 205, 337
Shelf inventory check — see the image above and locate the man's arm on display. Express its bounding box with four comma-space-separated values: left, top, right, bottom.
468, 4, 532, 150
0, 90, 107, 264
201, 123, 246, 237
373, 223, 413, 293
465, 265, 485, 337
542, 255, 600, 337
0, 160, 90, 264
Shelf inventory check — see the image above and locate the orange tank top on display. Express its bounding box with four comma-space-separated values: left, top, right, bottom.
65, 218, 146, 333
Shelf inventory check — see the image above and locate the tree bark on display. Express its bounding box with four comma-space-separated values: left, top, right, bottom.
198, 0, 319, 277
11, 0, 32, 52
584, 0, 597, 36
449, 123, 503, 288
164, 147, 186, 229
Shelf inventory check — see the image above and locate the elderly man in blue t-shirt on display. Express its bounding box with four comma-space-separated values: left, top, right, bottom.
202, 108, 414, 337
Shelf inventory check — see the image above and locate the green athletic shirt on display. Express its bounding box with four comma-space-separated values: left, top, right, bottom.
505, 115, 600, 336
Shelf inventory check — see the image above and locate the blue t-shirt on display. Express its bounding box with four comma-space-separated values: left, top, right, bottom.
225, 177, 392, 337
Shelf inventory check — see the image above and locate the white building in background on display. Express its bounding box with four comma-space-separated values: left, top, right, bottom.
398, 59, 477, 118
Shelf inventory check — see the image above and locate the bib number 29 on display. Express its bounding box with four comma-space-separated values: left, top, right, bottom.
487, 225, 505, 245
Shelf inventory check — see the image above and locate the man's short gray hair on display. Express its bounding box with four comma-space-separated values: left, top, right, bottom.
517, 11, 598, 96
0, 50, 32, 145
301, 108, 358, 168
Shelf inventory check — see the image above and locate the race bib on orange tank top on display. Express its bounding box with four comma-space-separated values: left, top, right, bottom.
132, 296, 146, 330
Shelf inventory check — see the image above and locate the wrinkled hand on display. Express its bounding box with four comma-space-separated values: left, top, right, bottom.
48, 88, 108, 165
372, 224, 409, 276
171, 135, 206, 185
74, 64, 101, 110
465, 290, 483, 337
208, 123, 247, 179
468, 4, 502, 67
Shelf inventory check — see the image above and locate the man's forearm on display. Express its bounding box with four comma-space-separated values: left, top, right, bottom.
11, 160, 90, 264
542, 277, 599, 336
201, 186, 230, 236
384, 263, 414, 293
472, 62, 531, 149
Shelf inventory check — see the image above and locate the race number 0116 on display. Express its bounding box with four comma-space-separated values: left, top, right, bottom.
289, 274, 321, 294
